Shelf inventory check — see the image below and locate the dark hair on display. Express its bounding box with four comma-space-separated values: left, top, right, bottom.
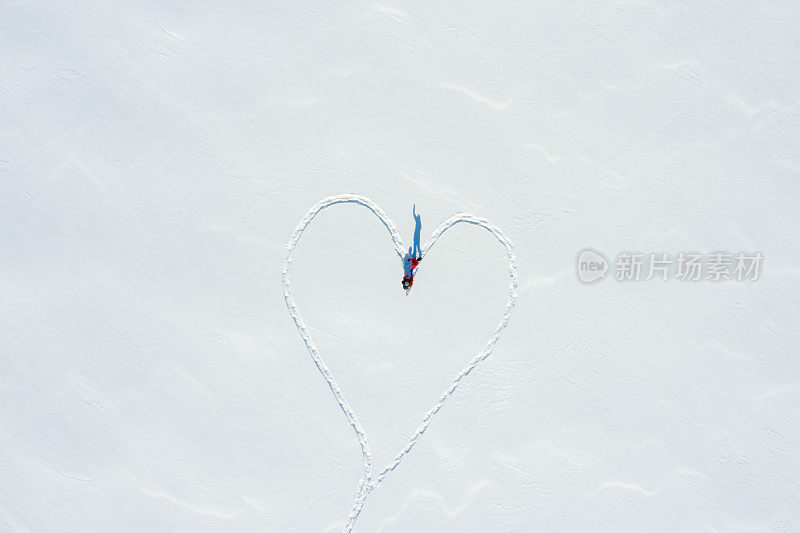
402, 278, 410, 288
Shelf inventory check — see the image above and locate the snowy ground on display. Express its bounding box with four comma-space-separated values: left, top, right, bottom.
2, 1, 800, 531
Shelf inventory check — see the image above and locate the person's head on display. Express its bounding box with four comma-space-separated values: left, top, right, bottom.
402, 278, 411, 290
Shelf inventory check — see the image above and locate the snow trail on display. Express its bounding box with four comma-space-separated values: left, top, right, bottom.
281, 194, 518, 531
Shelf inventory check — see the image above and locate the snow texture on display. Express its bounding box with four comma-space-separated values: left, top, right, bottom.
2, 1, 800, 531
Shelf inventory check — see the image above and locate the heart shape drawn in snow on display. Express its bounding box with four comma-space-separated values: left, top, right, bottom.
282, 194, 518, 531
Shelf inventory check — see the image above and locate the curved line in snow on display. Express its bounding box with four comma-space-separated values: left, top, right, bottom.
282, 194, 518, 531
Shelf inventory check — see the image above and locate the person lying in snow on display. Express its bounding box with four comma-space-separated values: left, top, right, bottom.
402, 255, 421, 292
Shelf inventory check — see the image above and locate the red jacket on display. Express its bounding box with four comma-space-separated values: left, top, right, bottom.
408, 257, 420, 269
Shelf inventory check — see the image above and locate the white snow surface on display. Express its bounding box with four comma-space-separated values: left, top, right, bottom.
2, 1, 800, 532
